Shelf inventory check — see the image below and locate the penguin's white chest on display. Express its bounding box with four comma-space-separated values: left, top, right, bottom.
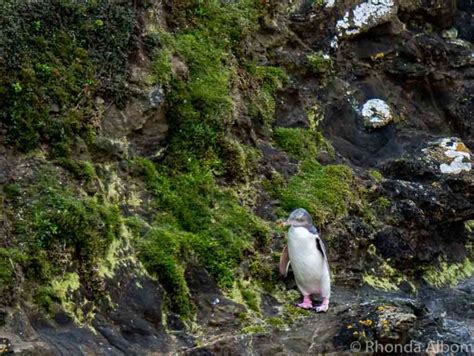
287, 227, 326, 295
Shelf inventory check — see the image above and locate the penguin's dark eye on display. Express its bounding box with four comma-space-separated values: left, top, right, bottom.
296, 217, 304, 221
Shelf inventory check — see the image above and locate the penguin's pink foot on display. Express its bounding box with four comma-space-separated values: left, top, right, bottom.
315, 297, 329, 313
297, 295, 313, 309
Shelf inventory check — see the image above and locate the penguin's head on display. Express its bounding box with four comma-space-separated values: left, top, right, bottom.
284, 208, 313, 227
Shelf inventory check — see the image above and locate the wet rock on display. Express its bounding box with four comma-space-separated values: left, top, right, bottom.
258, 144, 298, 179
185, 265, 245, 330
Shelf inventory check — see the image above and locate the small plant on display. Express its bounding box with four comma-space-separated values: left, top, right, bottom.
12, 82, 22, 93
306, 52, 333, 75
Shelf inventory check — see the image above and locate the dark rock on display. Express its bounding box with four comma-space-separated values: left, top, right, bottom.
258, 144, 298, 179
274, 88, 310, 129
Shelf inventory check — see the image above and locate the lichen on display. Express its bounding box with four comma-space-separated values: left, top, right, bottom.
363, 274, 399, 291
336, 0, 396, 38
423, 259, 474, 287
241, 324, 267, 334
360, 99, 393, 128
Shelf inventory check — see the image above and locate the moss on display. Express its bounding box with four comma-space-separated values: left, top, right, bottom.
266, 316, 285, 330
274, 128, 322, 160
137, 226, 193, 318
282, 304, 311, 324
246, 64, 288, 135
57, 158, 97, 182
51, 272, 80, 303
241, 288, 259, 312
423, 258, 474, 287
374, 197, 391, 214
0, 1, 136, 153
306, 52, 333, 75
13, 169, 122, 300
152, 48, 174, 86
369, 169, 384, 182
219, 137, 261, 182
362, 274, 399, 291
33, 286, 56, 314
3, 184, 21, 199
465, 220, 474, 233
241, 324, 267, 335
275, 160, 357, 225
0, 248, 26, 289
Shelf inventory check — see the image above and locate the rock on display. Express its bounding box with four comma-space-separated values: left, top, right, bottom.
94, 136, 129, 159
171, 56, 189, 81
422, 137, 472, 175
375, 305, 416, 343
360, 99, 393, 129
274, 88, 310, 129
148, 85, 163, 108
441, 27, 458, 40
324, 0, 335, 8
0, 338, 12, 355
336, 0, 398, 39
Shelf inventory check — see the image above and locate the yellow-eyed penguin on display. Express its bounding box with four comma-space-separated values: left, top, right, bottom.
279, 208, 331, 312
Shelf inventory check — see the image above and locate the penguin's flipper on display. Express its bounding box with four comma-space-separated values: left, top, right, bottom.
279, 245, 290, 277
315, 236, 330, 271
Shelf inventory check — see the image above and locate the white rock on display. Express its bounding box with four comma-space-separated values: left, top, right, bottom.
360, 99, 393, 128
325, 0, 336, 7
440, 156, 472, 174
336, 0, 396, 38
426, 137, 472, 175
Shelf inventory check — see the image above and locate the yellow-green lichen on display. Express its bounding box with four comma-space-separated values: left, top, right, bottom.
241, 324, 267, 335
50, 273, 95, 325
369, 169, 384, 182
423, 258, 474, 287
363, 274, 399, 291
266, 316, 286, 330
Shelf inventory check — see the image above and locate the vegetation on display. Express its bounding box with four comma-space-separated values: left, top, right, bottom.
274, 160, 357, 225
306, 52, 333, 75
423, 259, 474, 287
151, 1, 284, 174
274, 127, 322, 160
0, 1, 136, 153
10, 169, 122, 303
129, 158, 269, 316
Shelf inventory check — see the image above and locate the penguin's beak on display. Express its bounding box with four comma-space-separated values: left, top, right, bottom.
278, 220, 289, 227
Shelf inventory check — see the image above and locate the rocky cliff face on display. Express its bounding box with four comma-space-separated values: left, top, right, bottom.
0, 0, 473, 354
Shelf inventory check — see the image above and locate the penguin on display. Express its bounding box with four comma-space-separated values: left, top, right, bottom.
279, 208, 331, 312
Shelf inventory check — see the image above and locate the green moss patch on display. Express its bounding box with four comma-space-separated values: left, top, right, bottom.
130, 158, 270, 317
12, 169, 122, 301
274, 127, 323, 160
274, 160, 357, 225
0, 1, 136, 153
